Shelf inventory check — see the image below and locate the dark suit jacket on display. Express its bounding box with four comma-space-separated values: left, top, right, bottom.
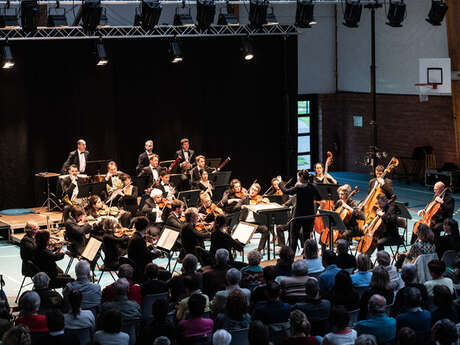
141, 198, 169, 223
209, 229, 244, 259
157, 182, 175, 198
61, 150, 89, 174
128, 231, 157, 280
61, 176, 84, 198
190, 166, 214, 186
202, 264, 231, 299
20, 235, 36, 262
34, 247, 65, 279
136, 151, 152, 175
102, 233, 128, 268
368, 177, 394, 199
434, 190, 454, 223
165, 213, 183, 231
279, 182, 321, 217
139, 166, 161, 188
64, 217, 92, 256
181, 222, 209, 255
176, 149, 195, 169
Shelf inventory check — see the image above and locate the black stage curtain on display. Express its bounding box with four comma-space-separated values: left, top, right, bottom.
0, 36, 298, 209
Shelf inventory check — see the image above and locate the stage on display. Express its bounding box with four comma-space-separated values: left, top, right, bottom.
1, 171, 459, 306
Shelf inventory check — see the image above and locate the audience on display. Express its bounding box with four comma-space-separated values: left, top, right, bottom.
167, 254, 202, 303
240, 250, 264, 290
431, 319, 458, 345
322, 306, 357, 345
137, 299, 175, 345
274, 246, 295, 279
37, 309, 78, 345
351, 254, 372, 288
318, 250, 340, 297
376, 251, 403, 291
424, 260, 454, 296
202, 249, 232, 300
359, 266, 394, 320
178, 294, 213, 340
213, 330, 232, 345
396, 224, 436, 269
101, 264, 141, 305
251, 266, 278, 308
336, 240, 356, 271
354, 334, 377, 345
280, 260, 310, 303
15, 291, 48, 333
63, 290, 95, 333
32, 272, 63, 313
303, 240, 324, 275
101, 278, 141, 324
396, 327, 416, 345
330, 270, 360, 310
282, 310, 318, 345
215, 289, 251, 330
177, 275, 210, 321
252, 282, 291, 325
212, 268, 251, 316
140, 263, 168, 297
436, 218, 460, 259
94, 309, 129, 345
2, 325, 32, 345
355, 294, 396, 345
154, 337, 171, 345
430, 285, 458, 325
248, 320, 270, 345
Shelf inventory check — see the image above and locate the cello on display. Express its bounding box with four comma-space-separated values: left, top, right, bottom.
412, 186, 449, 235
314, 151, 334, 235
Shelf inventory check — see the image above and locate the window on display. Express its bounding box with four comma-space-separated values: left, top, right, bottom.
297, 99, 311, 170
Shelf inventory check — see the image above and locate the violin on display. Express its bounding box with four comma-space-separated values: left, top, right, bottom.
235, 188, 248, 198
158, 198, 172, 209
250, 195, 270, 205
195, 221, 213, 232
48, 236, 67, 251
114, 228, 134, 238
206, 203, 224, 217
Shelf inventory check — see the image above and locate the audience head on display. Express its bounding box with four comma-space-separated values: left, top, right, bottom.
266, 281, 281, 301
75, 260, 91, 279
133, 216, 149, 233
397, 327, 416, 345
114, 278, 130, 297
152, 298, 169, 323
263, 266, 277, 283
304, 277, 320, 299
370, 266, 390, 290
153, 337, 171, 345
417, 224, 435, 243
336, 239, 349, 255
2, 325, 31, 345
292, 260, 308, 277
118, 264, 134, 280
248, 320, 270, 345
278, 246, 294, 265
443, 218, 459, 237
432, 319, 458, 345
184, 275, 201, 294
304, 239, 319, 259
32, 272, 50, 290
322, 250, 337, 267
226, 268, 242, 286
376, 251, 391, 267
101, 309, 122, 334
188, 293, 206, 318
355, 334, 377, 345
45, 309, 65, 332
182, 254, 198, 274
428, 260, 446, 279
289, 309, 311, 335
333, 270, 353, 293
401, 264, 417, 284
68, 290, 82, 317
433, 285, 453, 309
330, 305, 350, 331
145, 263, 159, 280
368, 294, 387, 314
19, 291, 40, 315
247, 250, 262, 267
213, 330, 232, 345
357, 254, 371, 272
227, 289, 248, 320
215, 248, 230, 266
405, 287, 421, 309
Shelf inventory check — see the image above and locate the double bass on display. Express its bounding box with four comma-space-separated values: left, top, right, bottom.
412, 186, 449, 235
314, 151, 334, 235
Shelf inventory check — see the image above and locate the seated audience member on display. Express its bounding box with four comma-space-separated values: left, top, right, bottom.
240, 250, 264, 290
101, 263, 141, 305
1, 325, 32, 345
154, 337, 171, 345
32, 272, 63, 313
248, 320, 270, 345
376, 250, 403, 291
211, 268, 251, 317
0, 300, 11, 340
178, 294, 214, 340
396, 224, 436, 269
431, 285, 459, 325
280, 260, 310, 303
355, 294, 397, 345
15, 291, 48, 333
215, 289, 251, 331
274, 246, 295, 279
351, 254, 373, 288
63, 260, 101, 312
37, 309, 78, 345
140, 263, 168, 297
168, 254, 202, 303
303, 240, 324, 275
395, 288, 431, 344
94, 309, 129, 345
436, 218, 460, 259
282, 309, 318, 345
396, 327, 416, 345
354, 334, 377, 345
318, 250, 340, 297
330, 270, 360, 310
293, 277, 331, 336
177, 275, 210, 321
137, 299, 176, 345
63, 290, 95, 333
424, 260, 454, 297
322, 306, 357, 345
359, 266, 394, 320
252, 282, 291, 325
251, 266, 277, 308
336, 239, 357, 271
213, 330, 232, 345
202, 249, 232, 300
431, 319, 458, 345
101, 278, 141, 323
392, 264, 429, 316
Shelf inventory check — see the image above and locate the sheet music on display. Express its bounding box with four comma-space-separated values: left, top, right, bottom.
81, 237, 102, 262
232, 222, 258, 245
245, 202, 283, 213
157, 228, 180, 251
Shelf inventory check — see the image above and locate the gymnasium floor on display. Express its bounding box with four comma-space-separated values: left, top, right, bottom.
1, 171, 459, 304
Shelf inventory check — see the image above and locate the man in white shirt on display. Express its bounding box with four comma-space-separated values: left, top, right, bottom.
61, 139, 89, 174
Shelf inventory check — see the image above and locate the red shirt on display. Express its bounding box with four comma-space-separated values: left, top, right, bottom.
101, 280, 142, 305
15, 314, 48, 333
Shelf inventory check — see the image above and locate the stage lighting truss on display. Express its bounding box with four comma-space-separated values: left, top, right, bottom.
95, 37, 108, 65
217, 7, 239, 26
386, 0, 406, 27
173, 6, 194, 26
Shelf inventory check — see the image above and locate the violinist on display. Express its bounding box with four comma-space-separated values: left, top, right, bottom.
190, 155, 214, 188
86, 195, 105, 219
141, 188, 168, 232
220, 179, 247, 213
181, 207, 211, 260
157, 169, 175, 199
197, 170, 214, 198
165, 199, 185, 231
20, 221, 38, 265
101, 218, 128, 270
367, 194, 400, 252
113, 174, 138, 203
266, 177, 289, 204
369, 165, 393, 200
198, 192, 224, 223
64, 206, 93, 257
138, 154, 161, 194
136, 139, 155, 175
313, 163, 337, 184
336, 184, 365, 243
210, 215, 244, 261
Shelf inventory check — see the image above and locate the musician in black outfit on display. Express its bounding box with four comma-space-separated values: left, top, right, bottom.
278, 170, 321, 252
157, 170, 175, 199
180, 208, 211, 259
335, 184, 366, 242
368, 165, 394, 200
165, 199, 185, 231
138, 154, 161, 193
64, 206, 92, 256
190, 155, 214, 189
141, 189, 169, 235
372, 194, 402, 251
136, 140, 154, 175
313, 162, 337, 184
61, 139, 89, 174
265, 177, 289, 204
220, 179, 246, 214
20, 222, 38, 267
176, 138, 195, 190
101, 220, 129, 270
210, 215, 244, 262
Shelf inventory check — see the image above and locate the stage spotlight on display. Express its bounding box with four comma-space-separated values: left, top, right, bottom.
173, 7, 194, 26
196, 0, 215, 30
343, 0, 362, 28
20, 0, 38, 32
96, 39, 108, 66
266, 5, 278, 25
241, 37, 254, 61
217, 11, 238, 25
47, 7, 68, 27
135, 0, 162, 30
426, 0, 448, 26
74, 0, 102, 32
169, 41, 183, 63
1, 41, 14, 69
0, 8, 20, 27
295, 0, 316, 28
386, 0, 406, 27
249, 0, 268, 29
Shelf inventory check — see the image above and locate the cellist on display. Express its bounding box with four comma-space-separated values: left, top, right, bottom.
367, 194, 400, 252
335, 184, 365, 243
369, 165, 393, 199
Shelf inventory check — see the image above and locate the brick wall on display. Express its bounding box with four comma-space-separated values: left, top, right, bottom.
319, 93, 456, 174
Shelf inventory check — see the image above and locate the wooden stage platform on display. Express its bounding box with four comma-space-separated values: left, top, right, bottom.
0, 207, 63, 243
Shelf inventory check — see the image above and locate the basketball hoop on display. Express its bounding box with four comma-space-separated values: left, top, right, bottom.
415, 83, 438, 102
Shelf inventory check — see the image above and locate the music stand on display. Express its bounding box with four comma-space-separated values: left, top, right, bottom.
91, 182, 106, 196
318, 209, 347, 250
81, 237, 103, 282
85, 160, 111, 176
394, 201, 412, 219
156, 226, 180, 271
177, 189, 201, 208
315, 183, 341, 203
207, 158, 222, 169
209, 171, 232, 186
169, 174, 184, 192
35, 172, 62, 211
213, 184, 229, 203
